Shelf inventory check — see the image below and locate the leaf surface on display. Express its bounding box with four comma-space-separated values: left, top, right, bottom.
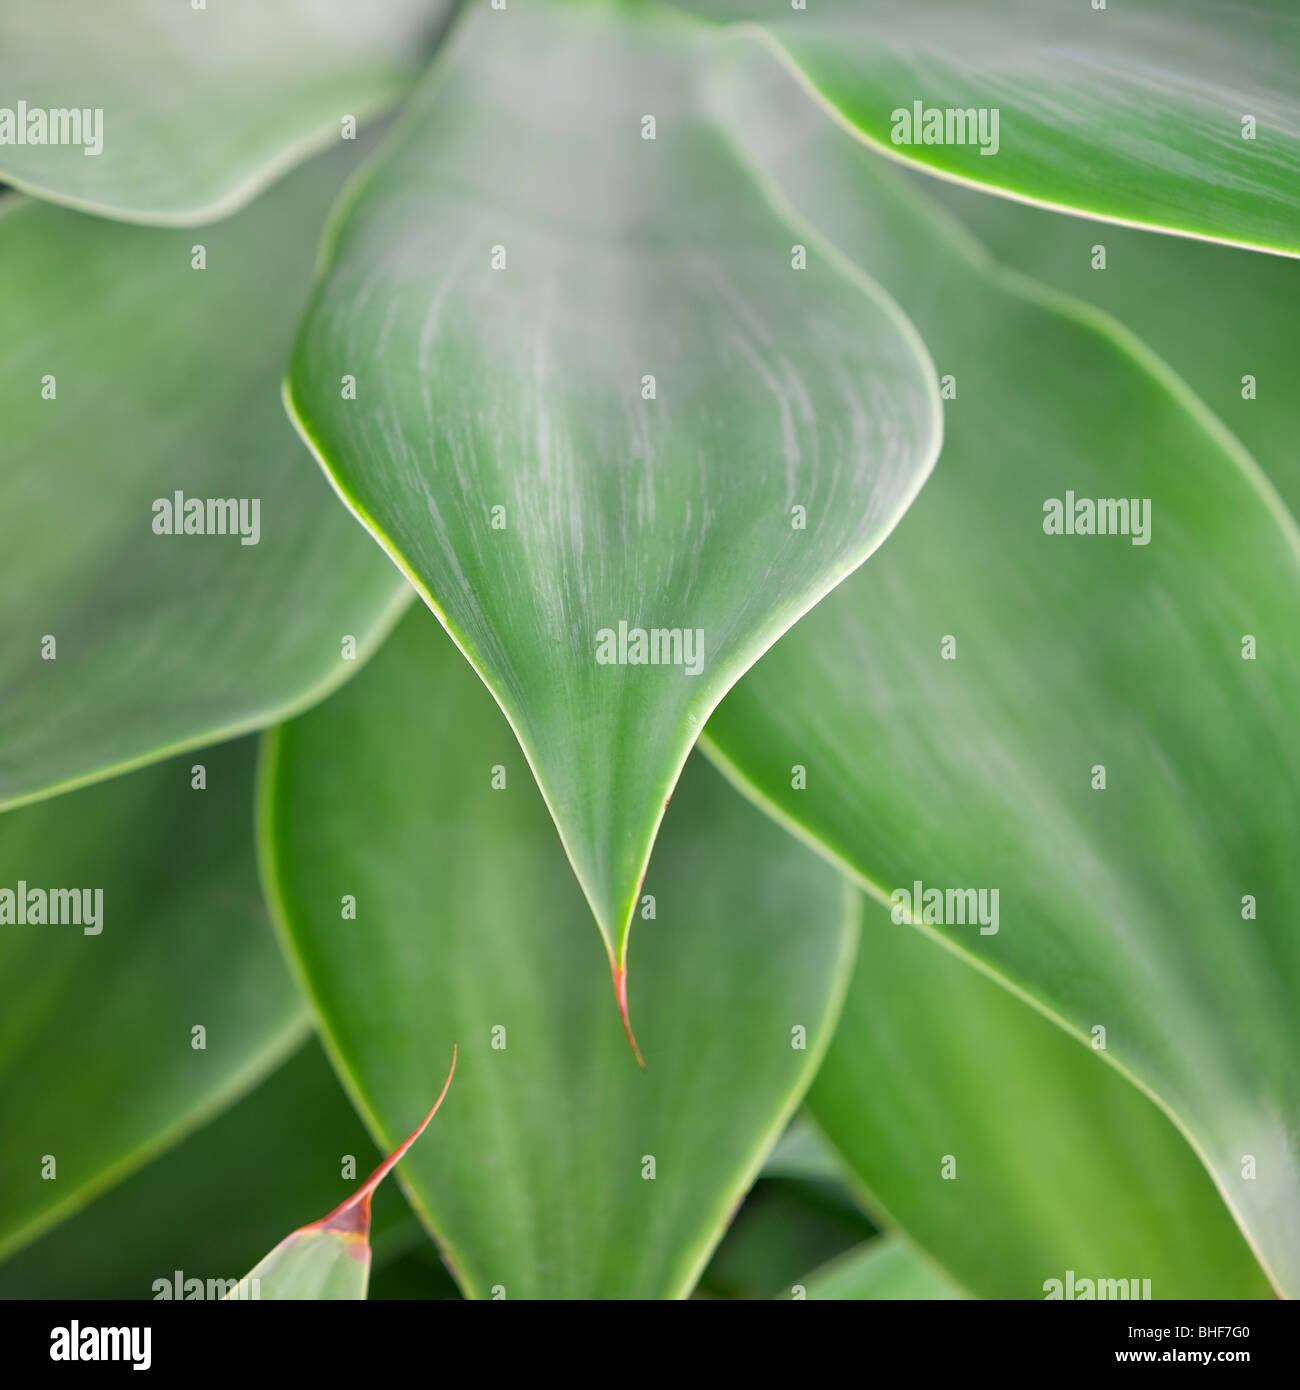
698, 1176, 874, 1300
686, 0, 1300, 256
0, 0, 450, 223
793, 1237, 963, 1301
808, 895, 1273, 1298
285, 0, 941, 982
0, 740, 304, 1260
0, 137, 411, 814
0, 1041, 429, 1300
760, 1115, 844, 1183
704, 49, 1300, 1294
917, 178, 1300, 515
260, 608, 856, 1299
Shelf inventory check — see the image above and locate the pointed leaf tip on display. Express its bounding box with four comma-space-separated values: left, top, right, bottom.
229, 1046, 457, 1299
314, 1043, 459, 1236
285, 0, 942, 980
609, 961, 646, 1071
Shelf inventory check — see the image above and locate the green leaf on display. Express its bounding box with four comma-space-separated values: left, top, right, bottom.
792, 1237, 963, 1301
0, 739, 304, 1261
914, 177, 1300, 516
686, 0, 1300, 256
761, 1115, 844, 1183
0, 0, 450, 224
259, 607, 857, 1299
697, 1177, 875, 1300
284, 0, 941, 1000
809, 894, 1273, 1299
703, 50, 1300, 1294
0, 136, 412, 814
230, 1048, 455, 1301
0, 1040, 429, 1300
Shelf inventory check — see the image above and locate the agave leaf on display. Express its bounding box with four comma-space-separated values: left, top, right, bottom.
808, 894, 1273, 1299
684, 0, 1300, 256
0, 136, 411, 814
0, 0, 451, 224
284, 0, 940, 1020
230, 1048, 455, 1301
258, 608, 856, 1299
790, 1237, 964, 1301
915, 176, 1300, 515
703, 48, 1300, 1293
0, 740, 303, 1261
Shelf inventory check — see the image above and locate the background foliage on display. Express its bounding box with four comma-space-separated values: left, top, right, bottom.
1, 0, 1296, 1300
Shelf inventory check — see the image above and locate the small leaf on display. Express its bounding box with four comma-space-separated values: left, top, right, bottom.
230, 1048, 456, 1301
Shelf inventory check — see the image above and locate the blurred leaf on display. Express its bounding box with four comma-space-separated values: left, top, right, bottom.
0, 136, 411, 814
918, 177, 1300, 515
230, 1049, 455, 1301
285, 0, 940, 993
704, 49, 1300, 1294
792, 1237, 963, 1301
809, 895, 1273, 1299
761, 1115, 844, 1183
0, 740, 303, 1260
0, 0, 450, 224
0, 1041, 427, 1300
697, 1177, 875, 1300
260, 607, 857, 1299
689, 0, 1300, 256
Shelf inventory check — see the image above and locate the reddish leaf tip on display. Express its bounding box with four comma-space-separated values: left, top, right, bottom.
610, 959, 646, 1070
312, 1044, 458, 1237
